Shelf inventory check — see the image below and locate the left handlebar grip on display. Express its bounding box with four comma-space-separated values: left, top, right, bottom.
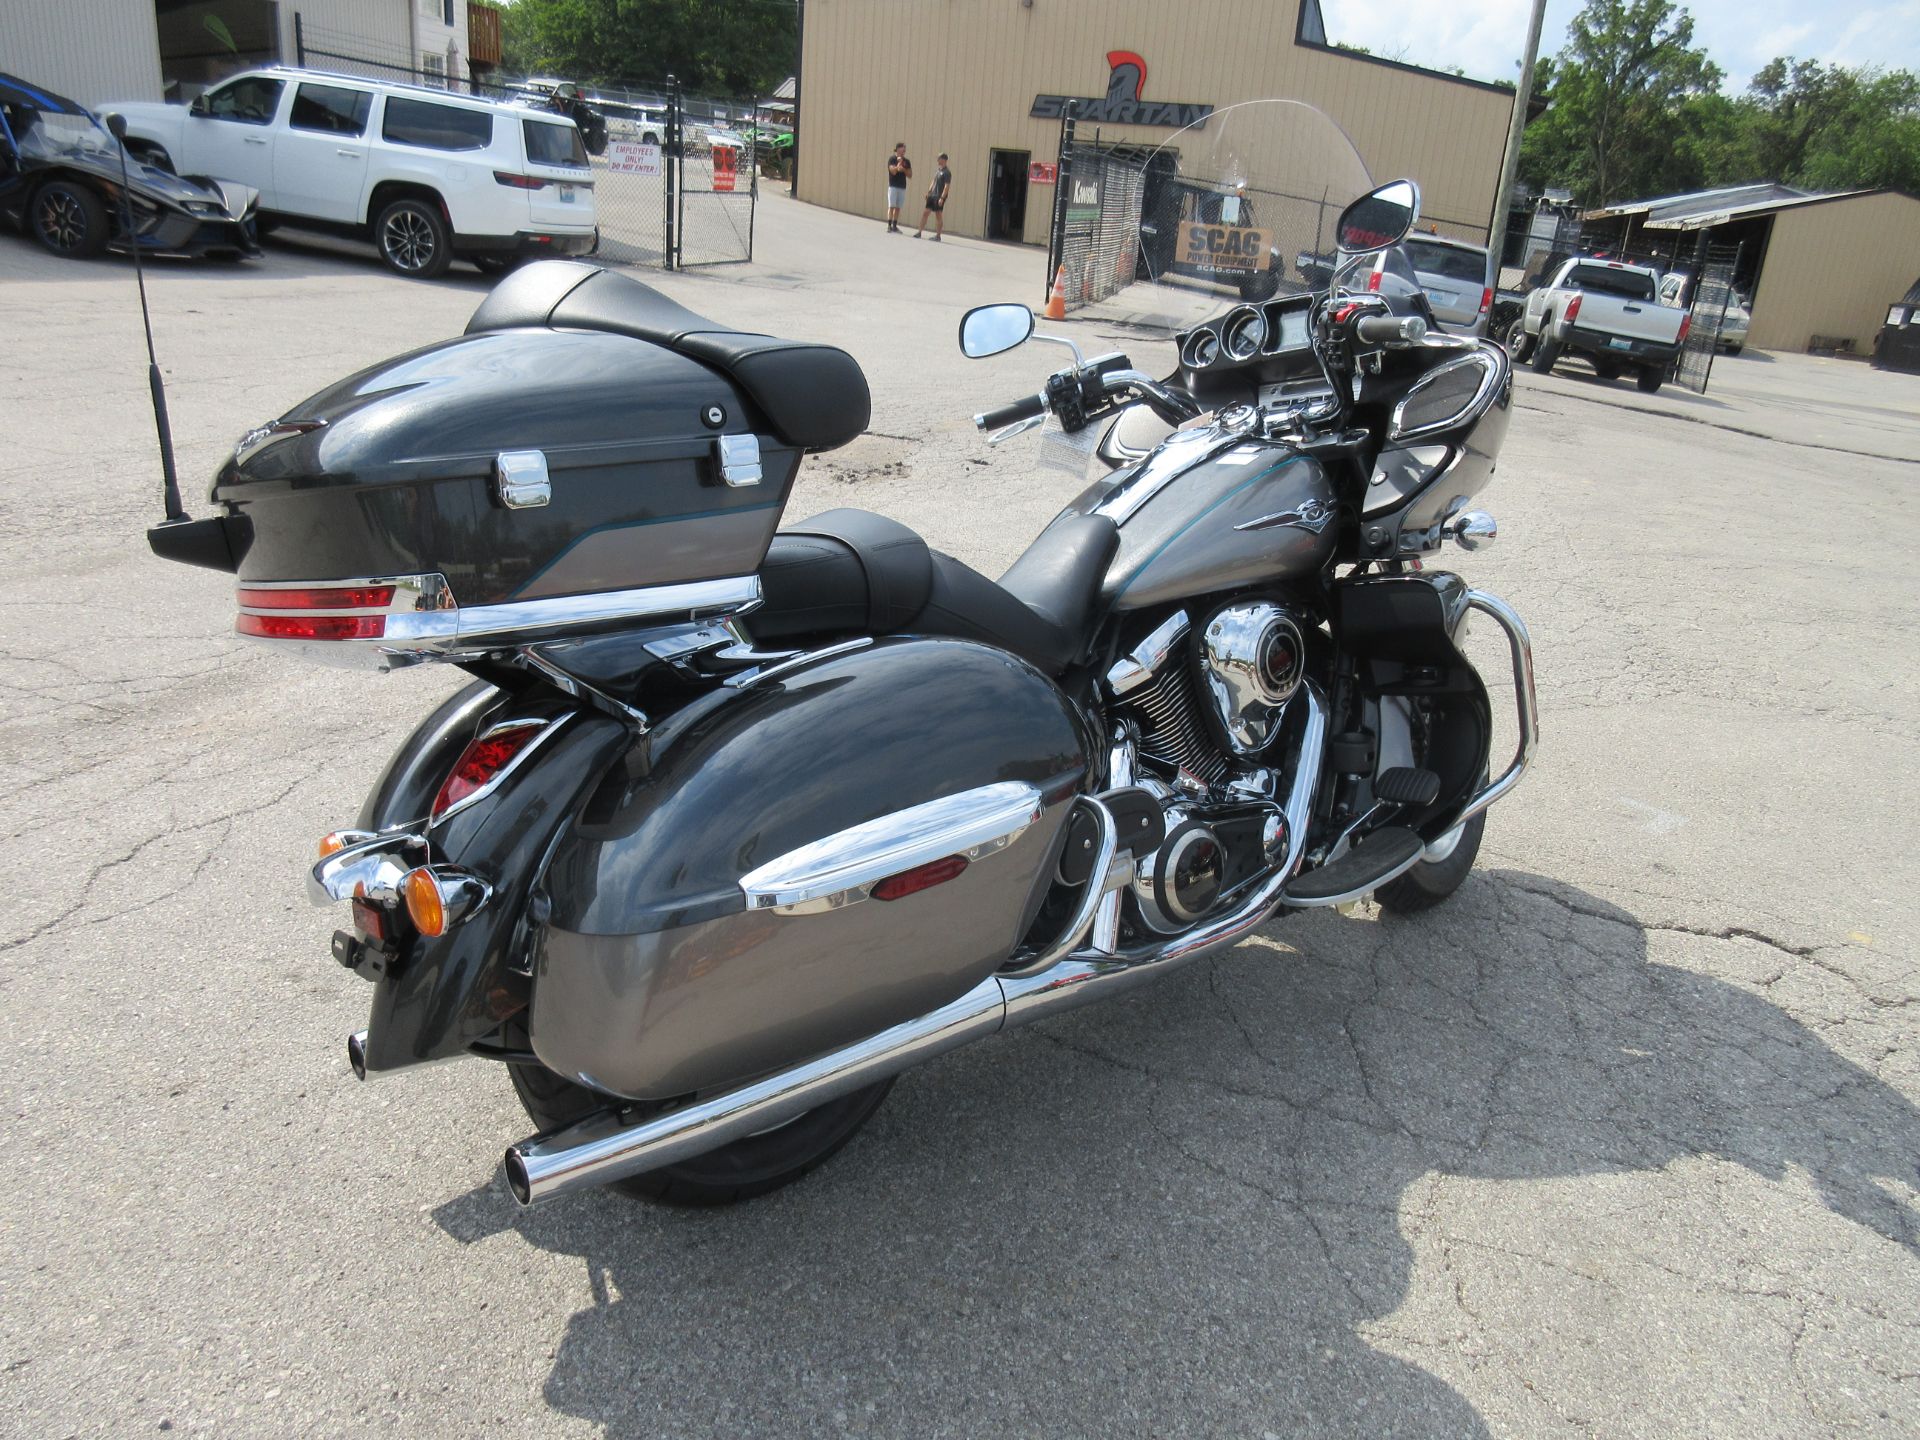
974, 393, 1047, 431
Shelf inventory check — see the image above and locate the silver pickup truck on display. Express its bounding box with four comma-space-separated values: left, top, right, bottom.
1509, 257, 1689, 392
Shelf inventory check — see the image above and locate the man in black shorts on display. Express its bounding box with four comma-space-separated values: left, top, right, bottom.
885, 142, 910, 232
914, 154, 951, 240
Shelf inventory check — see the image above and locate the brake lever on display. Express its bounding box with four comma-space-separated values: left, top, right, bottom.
988, 414, 1048, 446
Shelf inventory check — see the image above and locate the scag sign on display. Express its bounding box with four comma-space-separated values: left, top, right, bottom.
1179, 223, 1271, 273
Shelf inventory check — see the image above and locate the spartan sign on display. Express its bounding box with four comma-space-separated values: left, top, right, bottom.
1031, 50, 1214, 128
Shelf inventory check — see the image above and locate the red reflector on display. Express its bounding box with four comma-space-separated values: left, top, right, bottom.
432, 723, 545, 819
237, 585, 395, 611
1565, 294, 1583, 324
1479, 286, 1492, 314
872, 854, 969, 902
237, 612, 385, 641
352, 899, 388, 944
493, 170, 546, 189
1678, 313, 1693, 344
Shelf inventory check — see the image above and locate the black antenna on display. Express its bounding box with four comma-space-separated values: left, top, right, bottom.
105, 112, 184, 522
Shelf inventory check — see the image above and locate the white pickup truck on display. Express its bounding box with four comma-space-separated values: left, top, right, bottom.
1509, 256, 1690, 393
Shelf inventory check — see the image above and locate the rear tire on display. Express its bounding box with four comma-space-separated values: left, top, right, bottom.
509, 1061, 894, 1206
374, 196, 452, 279
472, 254, 517, 276
29, 179, 109, 258
1376, 808, 1485, 914
1636, 367, 1665, 393
1529, 337, 1559, 374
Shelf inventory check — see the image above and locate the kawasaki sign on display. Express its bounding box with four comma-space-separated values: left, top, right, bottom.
1031, 50, 1213, 128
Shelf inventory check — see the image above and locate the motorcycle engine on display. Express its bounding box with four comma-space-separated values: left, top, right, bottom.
1107, 602, 1306, 934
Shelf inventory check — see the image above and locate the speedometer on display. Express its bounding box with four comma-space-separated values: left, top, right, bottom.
1221, 307, 1266, 361
1181, 329, 1220, 369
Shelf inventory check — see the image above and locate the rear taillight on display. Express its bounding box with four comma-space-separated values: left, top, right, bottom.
236, 613, 385, 641
1479, 286, 1492, 315
1678, 313, 1693, 343
494, 171, 547, 189
432, 722, 547, 821
1564, 294, 1583, 324
238, 584, 395, 610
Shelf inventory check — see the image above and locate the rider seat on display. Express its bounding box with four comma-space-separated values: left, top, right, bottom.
755, 509, 1119, 675
467, 260, 870, 452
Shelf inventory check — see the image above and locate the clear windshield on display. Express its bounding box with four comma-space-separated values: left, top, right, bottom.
1075, 99, 1377, 341
14, 108, 123, 166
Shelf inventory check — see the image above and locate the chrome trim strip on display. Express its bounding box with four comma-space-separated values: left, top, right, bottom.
726, 637, 873, 689
1387, 345, 1506, 443
237, 574, 764, 670
1092, 429, 1241, 525
1452, 590, 1537, 827
426, 714, 571, 827
235, 573, 455, 619
739, 781, 1045, 915
1105, 610, 1190, 698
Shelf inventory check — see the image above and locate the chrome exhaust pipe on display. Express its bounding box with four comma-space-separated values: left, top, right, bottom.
347, 1029, 369, 1081
505, 690, 1326, 1207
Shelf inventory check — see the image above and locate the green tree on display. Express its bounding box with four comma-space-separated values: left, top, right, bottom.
500, 0, 797, 97
1519, 0, 1722, 205
1731, 60, 1920, 192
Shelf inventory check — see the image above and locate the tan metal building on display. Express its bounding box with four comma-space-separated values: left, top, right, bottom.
1588, 186, 1920, 355
795, 0, 1516, 249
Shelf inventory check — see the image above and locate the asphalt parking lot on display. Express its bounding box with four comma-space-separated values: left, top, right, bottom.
4, 191, 1917, 1438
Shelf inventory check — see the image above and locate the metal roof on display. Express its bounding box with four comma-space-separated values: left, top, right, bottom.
771, 75, 796, 101
1584, 182, 1885, 231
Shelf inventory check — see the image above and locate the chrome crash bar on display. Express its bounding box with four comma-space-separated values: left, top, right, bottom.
1452, 589, 1537, 829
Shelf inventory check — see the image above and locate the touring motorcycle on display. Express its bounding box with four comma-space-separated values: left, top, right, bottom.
149, 100, 1534, 1207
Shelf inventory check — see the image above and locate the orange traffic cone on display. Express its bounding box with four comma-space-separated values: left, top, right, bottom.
1044, 264, 1068, 321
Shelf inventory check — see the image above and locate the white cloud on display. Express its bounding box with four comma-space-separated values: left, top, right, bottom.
1316, 0, 1920, 87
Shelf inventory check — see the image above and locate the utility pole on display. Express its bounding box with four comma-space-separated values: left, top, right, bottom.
1486, 0, 1550, 288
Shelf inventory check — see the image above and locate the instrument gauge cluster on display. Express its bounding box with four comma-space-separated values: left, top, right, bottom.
1177, 294, 1316, 374
1180, 329, 1221, 370
1221, 307, 1266, 361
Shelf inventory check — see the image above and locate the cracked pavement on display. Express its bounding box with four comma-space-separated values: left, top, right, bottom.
2, 190, 1916, 1437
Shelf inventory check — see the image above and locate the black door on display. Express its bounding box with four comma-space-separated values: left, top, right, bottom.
987, 149, 1028, 241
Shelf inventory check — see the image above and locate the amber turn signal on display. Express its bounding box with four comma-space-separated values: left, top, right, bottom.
318, 832, 351, 860
403, 867, 448, 937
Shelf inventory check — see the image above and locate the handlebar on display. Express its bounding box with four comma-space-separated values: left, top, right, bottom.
1354, 313, 1429, 346
974, 393, 1047, 431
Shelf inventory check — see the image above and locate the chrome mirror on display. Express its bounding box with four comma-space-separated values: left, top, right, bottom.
1336, 179, 1420, 253
959, 303, 1035, 359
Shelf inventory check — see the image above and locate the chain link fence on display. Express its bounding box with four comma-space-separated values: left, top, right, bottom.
1047, 123, 1490, 319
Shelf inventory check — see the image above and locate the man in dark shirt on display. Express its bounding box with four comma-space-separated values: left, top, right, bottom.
885, 142, 910, 233
914, 154, 952, 240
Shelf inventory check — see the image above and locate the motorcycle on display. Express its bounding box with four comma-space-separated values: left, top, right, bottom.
148, 99, 1534, 1208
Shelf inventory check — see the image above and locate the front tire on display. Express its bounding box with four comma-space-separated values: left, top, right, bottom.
509, 1060, 894, 1206
374, 196, 452, 279
30, 179, 109, 258
1376, 808, 1486, 914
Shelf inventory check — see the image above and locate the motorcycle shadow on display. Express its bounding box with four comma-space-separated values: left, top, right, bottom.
432, 868, 1918, 1437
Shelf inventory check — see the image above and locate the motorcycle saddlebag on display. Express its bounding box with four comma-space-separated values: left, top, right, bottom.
203, 319, 817, 661
529, 637, 1092, 1101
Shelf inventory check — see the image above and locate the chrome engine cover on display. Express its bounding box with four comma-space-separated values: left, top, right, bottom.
1199, 601, 1306, 755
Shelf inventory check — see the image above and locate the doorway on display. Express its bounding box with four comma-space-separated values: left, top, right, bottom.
987, 149, 1029, 241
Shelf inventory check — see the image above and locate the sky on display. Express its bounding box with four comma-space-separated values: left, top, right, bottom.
1319, 0, 1920, 90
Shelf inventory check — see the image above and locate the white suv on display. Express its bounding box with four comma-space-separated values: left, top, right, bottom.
109, 68, 597, 278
